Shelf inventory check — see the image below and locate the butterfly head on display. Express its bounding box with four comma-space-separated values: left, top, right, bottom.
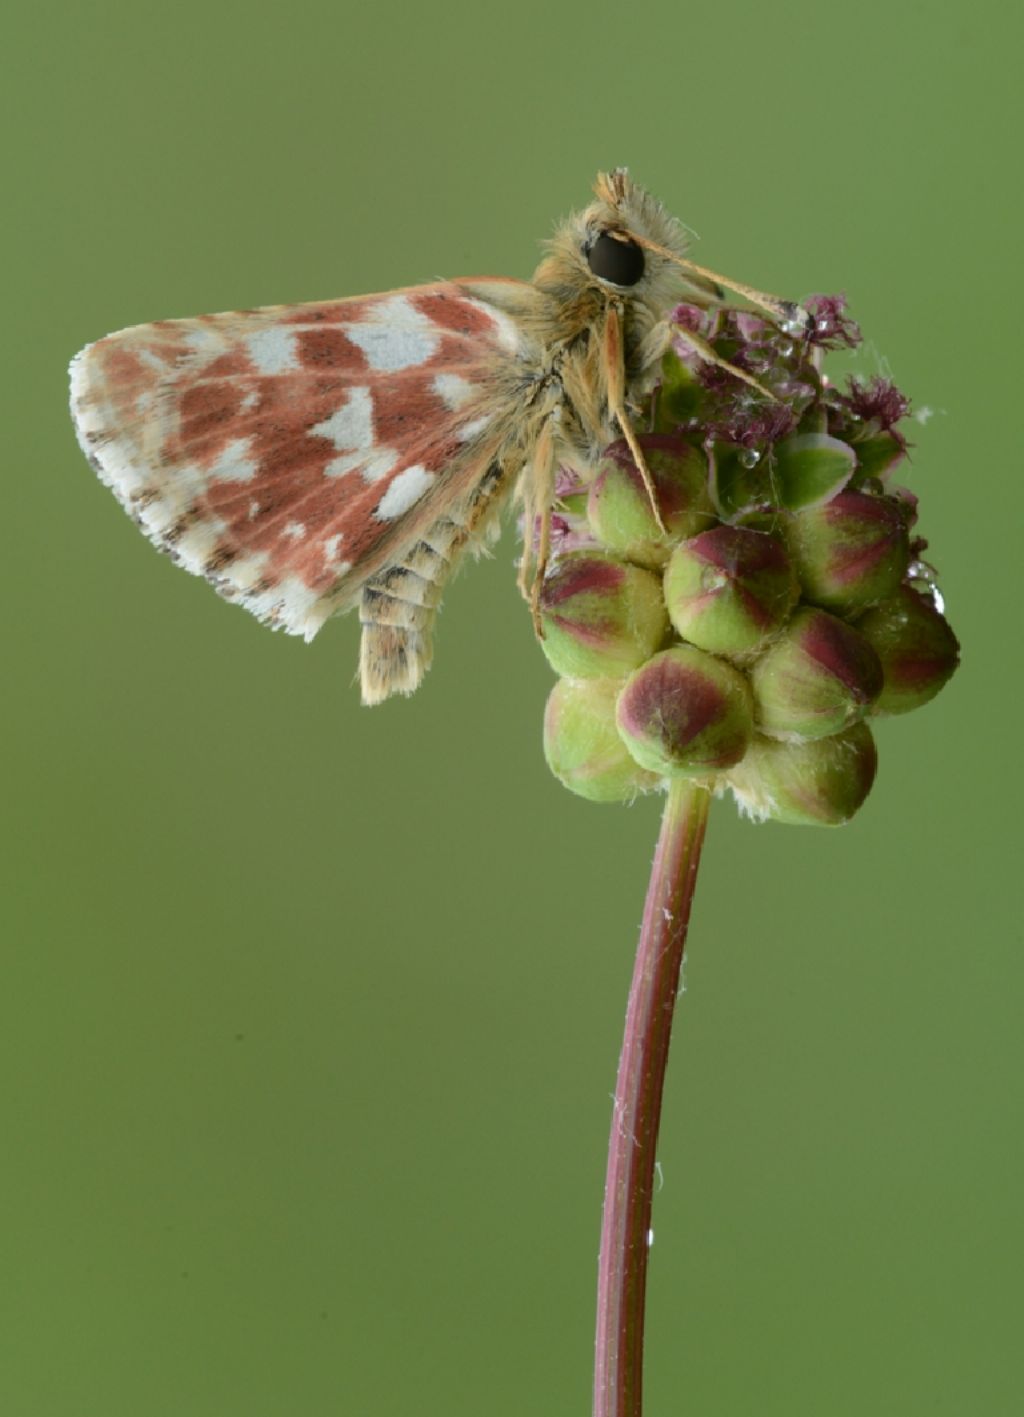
539, 169, 692, 315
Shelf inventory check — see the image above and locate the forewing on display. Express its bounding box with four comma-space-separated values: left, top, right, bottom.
70, 282, 528, 640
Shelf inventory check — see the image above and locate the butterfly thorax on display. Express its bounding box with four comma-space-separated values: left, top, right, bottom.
459, 264, 668, 474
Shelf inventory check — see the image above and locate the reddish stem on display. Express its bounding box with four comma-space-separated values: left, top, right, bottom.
593, 779, 711, 1417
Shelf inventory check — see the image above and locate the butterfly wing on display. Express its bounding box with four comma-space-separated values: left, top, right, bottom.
70, 281, 532, 644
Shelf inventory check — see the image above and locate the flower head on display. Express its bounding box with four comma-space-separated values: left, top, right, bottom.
539, 295, 958, 825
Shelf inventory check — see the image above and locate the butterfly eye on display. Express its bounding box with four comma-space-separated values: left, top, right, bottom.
586, 232, 645, 287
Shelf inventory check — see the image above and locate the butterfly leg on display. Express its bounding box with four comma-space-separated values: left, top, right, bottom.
530, 416, 558, 637
516, 412, 560, 636
670, 321, 779, 401
602, 305, 668, 534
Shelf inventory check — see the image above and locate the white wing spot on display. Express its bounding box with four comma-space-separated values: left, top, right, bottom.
283, 521, 306, 541
138, 348, 170, 374
457, 413, 493, 443
376, 464, 435, 520
323, 534, 349, 571
183, 327, 222, 354
344, 295, 439, 372
360, 448, 399, 483
432, 372, 476, 410
466, 297, 522, 355
207, 437, 258, 482
312, 389, 401, 483
312, 387, 373, 449
245, 327, 300, 375
239, 389, 260, 413
324, 446, 398, 483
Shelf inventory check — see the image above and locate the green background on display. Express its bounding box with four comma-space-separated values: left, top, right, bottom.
5, 2, 1019, 1413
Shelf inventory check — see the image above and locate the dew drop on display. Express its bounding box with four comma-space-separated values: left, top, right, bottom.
739, 448, 761, 468
780, 304, 811, 337
907, 560, 946, 613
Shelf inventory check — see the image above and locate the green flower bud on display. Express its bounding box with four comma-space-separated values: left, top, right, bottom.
785, 490, 910, 611
538, 553, 669, 679
544, 678, 660, 803
727, 723, 878, 826
853, 432, 906, 480
616, 646, 754, 778
856, 586, 960, 715
663, 526, 799, 657
587, 436, 714, 568
751, 607, 884, 740
773, 432, 857, 510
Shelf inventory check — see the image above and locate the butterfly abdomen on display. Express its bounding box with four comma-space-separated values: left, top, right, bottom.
357, 457, 514, 704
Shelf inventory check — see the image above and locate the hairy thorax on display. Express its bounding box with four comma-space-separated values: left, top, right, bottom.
459, 270, 670, 476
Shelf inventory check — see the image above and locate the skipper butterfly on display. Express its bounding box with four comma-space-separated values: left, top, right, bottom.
70, 170, 806, 703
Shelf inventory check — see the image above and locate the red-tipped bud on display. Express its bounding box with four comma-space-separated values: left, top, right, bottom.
543, 678, 660, 803
856, 586, 960, 715
616, 646, 754, 778
727, 723, 878, 826
751, 607, 884, 740
587, 436, 714, 568
663, 526, 798, 657
537, 553, 668, 679
785, 489, 911, 611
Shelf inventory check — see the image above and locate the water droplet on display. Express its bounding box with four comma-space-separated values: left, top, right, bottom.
779, 304, 810, 336
912, 581, 946, 614
907, 560, 945, 613
739, 448, 761, 468
646, 1228, 655, 1248
777, 341, 794, 358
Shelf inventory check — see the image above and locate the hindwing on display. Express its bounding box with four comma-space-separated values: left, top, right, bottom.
71, 281, 531, 642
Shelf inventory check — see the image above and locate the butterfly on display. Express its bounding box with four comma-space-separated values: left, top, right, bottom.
70, 169, 806, 704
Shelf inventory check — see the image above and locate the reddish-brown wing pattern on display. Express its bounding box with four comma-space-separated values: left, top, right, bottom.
71, 283, 526, 645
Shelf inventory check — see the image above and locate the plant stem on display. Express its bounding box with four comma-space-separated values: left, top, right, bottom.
593, 779, 711, 1417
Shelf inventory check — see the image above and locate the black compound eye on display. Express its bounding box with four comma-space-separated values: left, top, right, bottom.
586, 232, 645, 287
